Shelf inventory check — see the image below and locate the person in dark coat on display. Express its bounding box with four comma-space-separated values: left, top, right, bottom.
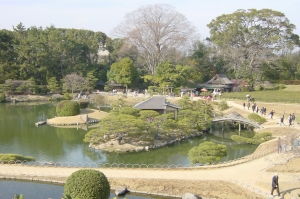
271, 173, 281, 198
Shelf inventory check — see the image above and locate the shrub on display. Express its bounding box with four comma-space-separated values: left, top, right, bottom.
63, 93, 72, 100
56, 100, 80, 116
0, 93, 5, 102
0, 153, 35, 163
231, 132, 272, 145
247, 113, 267, 123
253, 132, 272, 141
278, 84, 286, 89
218, 100, 228, 111
64, 169, 110, 199
78, 100, 89, 109
13, 194, 24, 199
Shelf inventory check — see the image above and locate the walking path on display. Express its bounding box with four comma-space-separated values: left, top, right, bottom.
0, 151, 299, 198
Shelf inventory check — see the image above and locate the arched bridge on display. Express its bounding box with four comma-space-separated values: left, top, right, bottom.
213, 112, 262, 129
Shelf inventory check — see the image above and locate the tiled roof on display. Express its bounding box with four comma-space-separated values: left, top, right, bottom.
133, 96, 180, 110
207, 74, 233, 85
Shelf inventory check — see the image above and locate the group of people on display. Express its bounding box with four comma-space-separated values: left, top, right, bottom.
243, 101, 297, 125
277, 135, 299, 154
243, 102, 275, 118
273, 135, 299, 198
280, 113, 296, 127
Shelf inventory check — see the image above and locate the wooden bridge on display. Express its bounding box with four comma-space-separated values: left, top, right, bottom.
213, 112, 261, 131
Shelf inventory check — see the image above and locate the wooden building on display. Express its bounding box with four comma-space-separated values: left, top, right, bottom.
133, 96, 180, 120
196, 74, 234, 92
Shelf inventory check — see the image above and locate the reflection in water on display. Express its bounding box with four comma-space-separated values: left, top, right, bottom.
0, 103, 258, 165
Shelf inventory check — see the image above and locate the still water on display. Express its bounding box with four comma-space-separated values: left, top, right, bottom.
0, 102, 257, 165
0, 180, 170, 199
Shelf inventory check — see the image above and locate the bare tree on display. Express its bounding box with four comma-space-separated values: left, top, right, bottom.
112, 4, 197, 75
90, 94, 106, 110
62, 73, 88, 93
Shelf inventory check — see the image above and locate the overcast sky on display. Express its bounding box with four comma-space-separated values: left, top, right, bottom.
1, 0, 299, 39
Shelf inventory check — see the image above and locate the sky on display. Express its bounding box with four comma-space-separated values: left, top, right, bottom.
1, 0, 299, 39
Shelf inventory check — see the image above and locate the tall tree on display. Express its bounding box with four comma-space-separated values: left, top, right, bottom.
207, 9, 299, 82
113, 4, 197, 75
86, 70, 98, 91
0, 30, 18, 83
107, 57, 138, 89
47, 77, 60, 93
143, 61, 192, 88
189, 40, 217, 83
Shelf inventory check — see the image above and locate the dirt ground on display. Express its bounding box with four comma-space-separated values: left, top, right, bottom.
18, 95, 300, 198
108, 178, 265, 199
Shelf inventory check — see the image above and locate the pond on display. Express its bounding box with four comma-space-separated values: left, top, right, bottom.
0, 180, 172, 199
0, 102, 257, 165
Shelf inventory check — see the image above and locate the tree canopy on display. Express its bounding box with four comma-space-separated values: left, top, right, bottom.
107, 57, 138, 89
188, 141, 227, 165
0, 23, 109, 85
113, 4, 197, 75
207, 9, 300, 83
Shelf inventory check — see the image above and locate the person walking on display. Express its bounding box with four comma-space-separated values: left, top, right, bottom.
292, 113, 296, 125
243, 102, 245, 110
271, 173, 281, 198
288, 114, 292, 127
260, 107, 264, 116
277, 137, 282, 153
247, 102, 250, 110
252, 103, 256, 113
280, 115, 284, 126
282, 136, 287, 154
255, 105, 259, 114
264, 107, 267, 115
270, 110, 275, 119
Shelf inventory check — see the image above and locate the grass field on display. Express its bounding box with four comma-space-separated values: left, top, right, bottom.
221, 85, 300, 103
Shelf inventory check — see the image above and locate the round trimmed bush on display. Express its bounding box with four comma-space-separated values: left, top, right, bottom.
56, 100, 80, 116
64, 169, 110, 199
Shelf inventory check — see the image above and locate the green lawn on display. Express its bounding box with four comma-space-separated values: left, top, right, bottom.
221, 85, 300, 103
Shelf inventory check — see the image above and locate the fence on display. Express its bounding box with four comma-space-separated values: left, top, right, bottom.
1, 139, 299, 199
0, 139, 281, 170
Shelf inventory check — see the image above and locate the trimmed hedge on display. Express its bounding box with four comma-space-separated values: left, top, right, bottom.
56, 100, 80, 116
0, 93, 5, 103
231, 132, 272, 145
0, 153, 35, 162
64, 169, 110, 199
247, 113, 267, 123
218, 100, 228, 111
